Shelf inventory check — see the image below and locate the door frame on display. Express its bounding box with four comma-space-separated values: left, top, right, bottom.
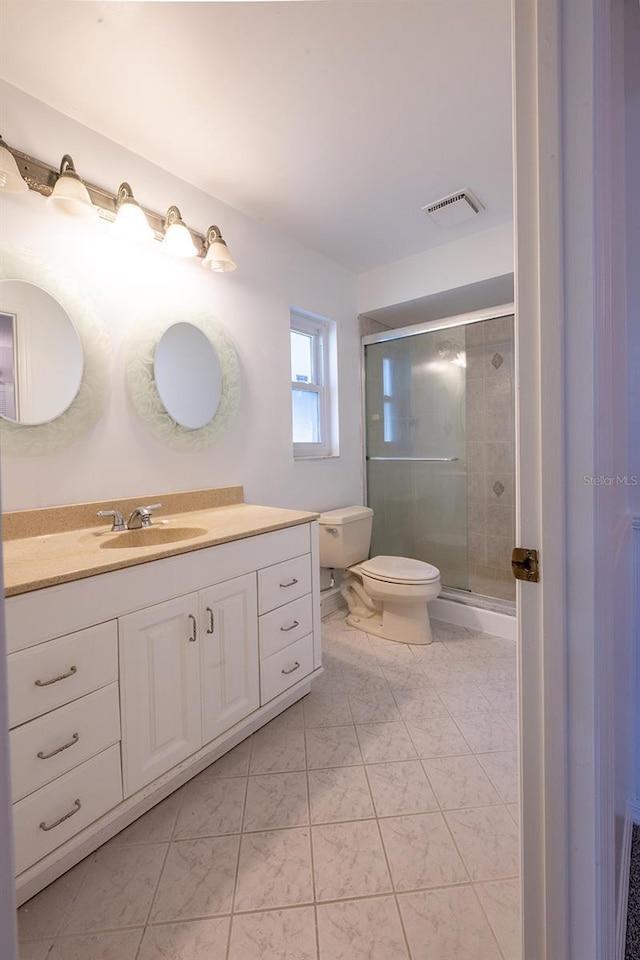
513, 0, 628, 957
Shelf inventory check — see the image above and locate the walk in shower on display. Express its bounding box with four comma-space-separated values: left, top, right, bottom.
363, 306, 515, 603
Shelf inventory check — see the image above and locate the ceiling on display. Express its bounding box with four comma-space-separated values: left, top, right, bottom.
0, 1, 513, 273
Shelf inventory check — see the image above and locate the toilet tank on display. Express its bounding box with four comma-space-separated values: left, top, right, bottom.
318, 506, 374, 568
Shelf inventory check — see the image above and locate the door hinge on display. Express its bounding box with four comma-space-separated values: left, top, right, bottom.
511, 547, 540, 582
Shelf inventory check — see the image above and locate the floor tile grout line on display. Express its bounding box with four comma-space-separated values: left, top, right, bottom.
134, 781, 188, 960
360, 748, 414, 959
305, 767, 321, 959
26, 846, 92, 944
470, 880, 513, 960
44, 878, 523, 939
228, 755, 253, 935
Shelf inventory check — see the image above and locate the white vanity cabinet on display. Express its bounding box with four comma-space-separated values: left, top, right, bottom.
5, 515, 322, 905
7, 622, 123, 876
118, 595, 203, 797
119, 572, 259, 796
199, 573, 259, 744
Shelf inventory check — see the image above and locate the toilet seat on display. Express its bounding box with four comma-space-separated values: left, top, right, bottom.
358, 555, 440, 585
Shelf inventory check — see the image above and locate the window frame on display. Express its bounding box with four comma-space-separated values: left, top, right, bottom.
290, 309, 337, 459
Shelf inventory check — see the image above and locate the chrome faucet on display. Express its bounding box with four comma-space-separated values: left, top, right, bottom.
126, 503, 163, 529
96, 509, 126, 532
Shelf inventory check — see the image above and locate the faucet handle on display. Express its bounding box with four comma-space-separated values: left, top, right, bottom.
127, 503, 163, 529
97, 509, 126, 532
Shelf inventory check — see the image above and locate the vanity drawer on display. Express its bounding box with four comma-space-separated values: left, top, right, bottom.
13, 743, 123, 875
10, 683, 121, 803
7, 621, 118, 729
258, 554, 312, 614
260, 633, 314, 705
259, 594, 313, 660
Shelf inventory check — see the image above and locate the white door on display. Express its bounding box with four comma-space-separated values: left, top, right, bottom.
512, 2, 628, 957
119, 594, 202, 796
200, 573, 259, 744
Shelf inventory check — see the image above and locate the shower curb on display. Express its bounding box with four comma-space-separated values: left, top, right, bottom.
429, 595, 516, 641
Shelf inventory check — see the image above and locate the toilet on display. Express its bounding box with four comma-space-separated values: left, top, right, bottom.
318, 506, 441, 645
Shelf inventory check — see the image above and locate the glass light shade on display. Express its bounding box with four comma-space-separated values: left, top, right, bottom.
0, 143, 28, 193
162, 221, 197, 258
47, 174, 95, 218
202, 237, 237, 273
113, 200, 154, 242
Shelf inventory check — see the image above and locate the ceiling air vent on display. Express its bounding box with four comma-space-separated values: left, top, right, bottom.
422, 189, 484, 227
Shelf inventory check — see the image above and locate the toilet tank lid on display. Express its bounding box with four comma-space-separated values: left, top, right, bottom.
318, 506, 373, 525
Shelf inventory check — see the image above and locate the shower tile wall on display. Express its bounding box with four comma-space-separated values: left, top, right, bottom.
465, 317, 515, 601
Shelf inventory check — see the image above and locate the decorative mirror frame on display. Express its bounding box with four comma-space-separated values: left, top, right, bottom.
0, 247, 111, 455
125, 310, 240, 451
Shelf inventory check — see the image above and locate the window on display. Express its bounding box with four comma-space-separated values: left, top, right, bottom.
290, 309, 338, 458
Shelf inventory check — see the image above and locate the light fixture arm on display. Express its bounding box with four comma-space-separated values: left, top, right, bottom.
0, 139, 222, 260
116, 181, 135, 207
205, 225, 223, 246
58, 154, 81, 180
164, 205, 187, 231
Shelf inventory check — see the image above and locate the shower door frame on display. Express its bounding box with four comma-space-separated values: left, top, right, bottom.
360, 301, 516, 599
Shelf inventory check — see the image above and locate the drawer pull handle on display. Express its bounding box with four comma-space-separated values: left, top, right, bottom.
281, 661, 300, 675
280, 578, 299, 588
34, 665, 77, 687
281, 620, 300, 632
37, 732, 80, 760
39, 798, 81, 832
188, 614, 197, 643
206, 607, 215, 634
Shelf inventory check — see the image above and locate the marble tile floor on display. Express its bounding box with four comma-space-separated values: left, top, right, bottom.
17, 614, 521, 960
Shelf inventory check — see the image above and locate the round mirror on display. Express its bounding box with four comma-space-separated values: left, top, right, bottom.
0, 279, 84, 424
154, 322, 222, 429
126, 309, 240, 452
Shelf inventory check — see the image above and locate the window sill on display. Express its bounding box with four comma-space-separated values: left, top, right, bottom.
293, 453, 340, 461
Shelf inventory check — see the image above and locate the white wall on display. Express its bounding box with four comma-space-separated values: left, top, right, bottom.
357, 221, 513, 315
0, 83, 362, 515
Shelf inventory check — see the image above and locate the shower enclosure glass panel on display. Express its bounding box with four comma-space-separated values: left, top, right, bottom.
364, 326, 469, 590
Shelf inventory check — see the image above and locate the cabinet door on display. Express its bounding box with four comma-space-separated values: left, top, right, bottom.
119, 595, 201, 796
200, 573, 259, 744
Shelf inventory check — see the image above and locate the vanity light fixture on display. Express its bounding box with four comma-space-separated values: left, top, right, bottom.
0, 134, 28, 193
162, 205, 198, 258
0, 138, 237, 271
46, 154, 96, 218
202, 225, 237, 273
112, 182, 154, 242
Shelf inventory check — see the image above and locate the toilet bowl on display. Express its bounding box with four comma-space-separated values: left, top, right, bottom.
318, 507, 441, 645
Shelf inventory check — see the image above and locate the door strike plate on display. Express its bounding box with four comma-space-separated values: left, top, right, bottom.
511, 547, 540, 582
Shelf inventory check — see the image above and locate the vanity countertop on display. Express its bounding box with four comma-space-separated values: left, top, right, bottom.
2, 487, 318, 597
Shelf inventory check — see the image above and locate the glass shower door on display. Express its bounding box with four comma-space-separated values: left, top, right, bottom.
364, 326, 469, 590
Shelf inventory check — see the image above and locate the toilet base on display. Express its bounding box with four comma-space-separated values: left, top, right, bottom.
346, 600, 433, 645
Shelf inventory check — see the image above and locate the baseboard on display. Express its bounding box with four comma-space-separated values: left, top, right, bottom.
429, 596, 517, 641
617, 800, 640, 960
320, 586, 345, 619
